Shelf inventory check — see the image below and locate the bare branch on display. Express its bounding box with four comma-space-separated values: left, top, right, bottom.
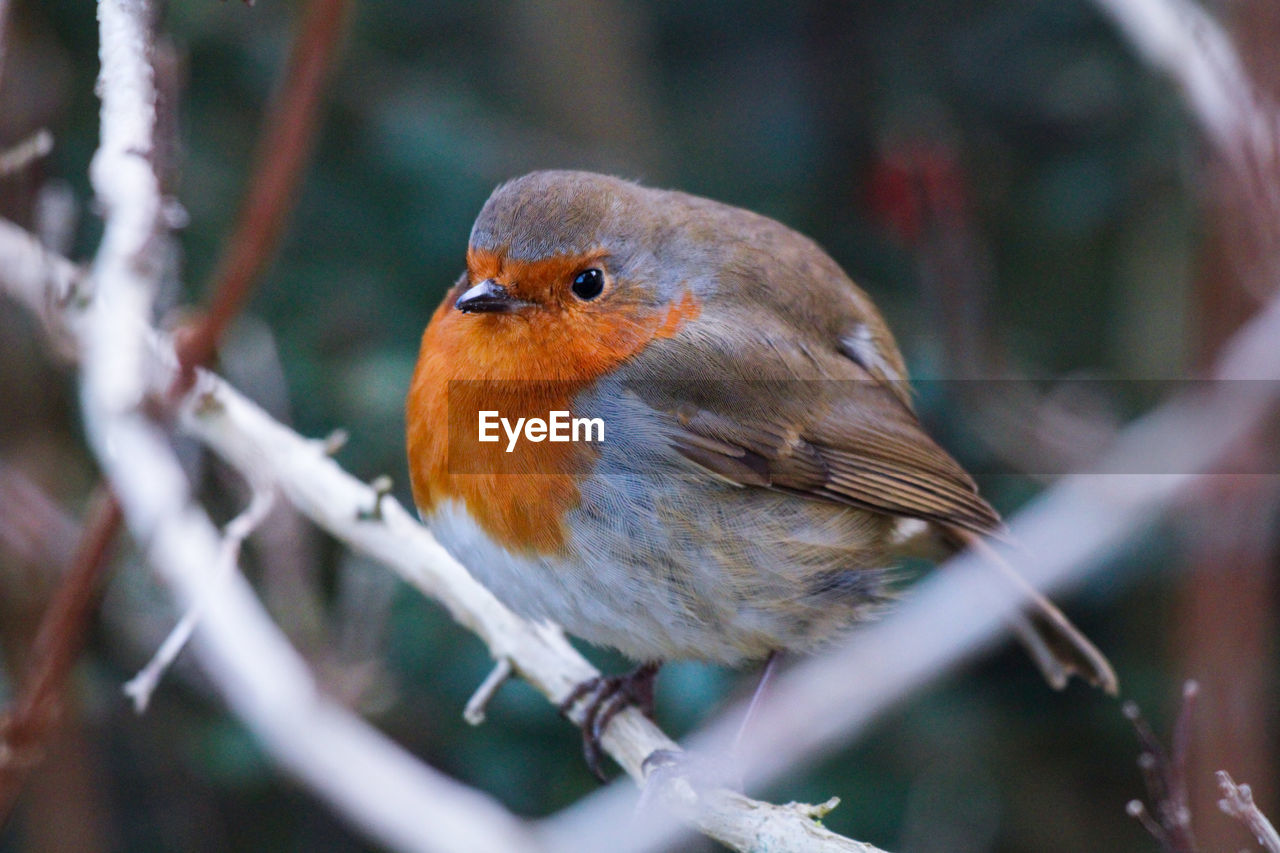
77, 3, 540, 852
173, 345, 875, 853
0, 488, 121, 825
0, 129, 54, 179
123, 482, 275, 713
1218, 771, 1280, 853
1123, 682, 1200, 852
464, 658, 513, 726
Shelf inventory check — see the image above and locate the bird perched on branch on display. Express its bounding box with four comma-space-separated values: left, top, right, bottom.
406, 170, 1116, 778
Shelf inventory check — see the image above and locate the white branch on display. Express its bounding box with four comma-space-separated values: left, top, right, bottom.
35, 2, 877, 850
123, 482, 276, 713
464, 658, 513, 726
173, 328, 878, 853
77, 4, 538, 852
1218, 771, 1280, 853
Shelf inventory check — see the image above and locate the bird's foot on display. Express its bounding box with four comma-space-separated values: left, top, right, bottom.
560, 661, 661, 781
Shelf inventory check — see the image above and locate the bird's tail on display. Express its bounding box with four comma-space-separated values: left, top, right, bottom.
944, 525, 1118, 696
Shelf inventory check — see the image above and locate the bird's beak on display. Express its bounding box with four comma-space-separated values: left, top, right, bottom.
454, 279, 528, 314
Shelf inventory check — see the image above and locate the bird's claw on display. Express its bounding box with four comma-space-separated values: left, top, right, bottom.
560, 662, 660, 781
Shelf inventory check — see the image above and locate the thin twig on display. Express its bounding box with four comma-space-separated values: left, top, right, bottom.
464, 658, 513, 726
123, 482, 275, 713
1218, 771, 1280, 853
0, 488, 121, 826
1122, 682, 1200, 853
174, 0, 350, 383
0, 130, 54, 179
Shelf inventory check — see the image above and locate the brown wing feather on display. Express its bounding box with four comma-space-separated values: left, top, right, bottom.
630, 362, 1001, 534
641, 367, 1116, 693
670, 415, 1000, 533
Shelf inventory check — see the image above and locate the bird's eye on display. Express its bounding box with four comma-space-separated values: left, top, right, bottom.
571, 268, 605, 301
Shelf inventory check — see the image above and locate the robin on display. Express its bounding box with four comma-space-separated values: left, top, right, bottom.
406, 170, 1116, 777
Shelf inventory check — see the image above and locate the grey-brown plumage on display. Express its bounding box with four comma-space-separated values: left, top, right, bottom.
411, 169, 1117, 696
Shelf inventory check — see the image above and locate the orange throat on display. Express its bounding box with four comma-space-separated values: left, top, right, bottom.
405, 249, 700, 555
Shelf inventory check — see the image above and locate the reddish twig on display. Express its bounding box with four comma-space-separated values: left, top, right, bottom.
0, 487, 121, 826
173, 0, 350, 385
0, 0, 349, 820
1124, 681, 1201, 853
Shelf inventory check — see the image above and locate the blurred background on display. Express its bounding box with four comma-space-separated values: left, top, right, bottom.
0, 0, 1276, 851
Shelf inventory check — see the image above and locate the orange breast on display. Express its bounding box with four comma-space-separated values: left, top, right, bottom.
406, 249, 700, 555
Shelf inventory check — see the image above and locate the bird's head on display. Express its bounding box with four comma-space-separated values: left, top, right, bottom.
432, 170, 701, 382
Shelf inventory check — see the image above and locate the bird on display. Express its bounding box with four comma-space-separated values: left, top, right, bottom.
405, 169, 1116, 777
